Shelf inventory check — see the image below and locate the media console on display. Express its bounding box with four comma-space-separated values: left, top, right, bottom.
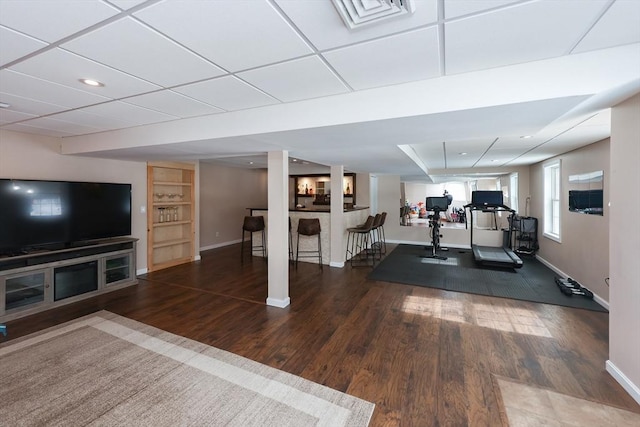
0, 237, 138, 322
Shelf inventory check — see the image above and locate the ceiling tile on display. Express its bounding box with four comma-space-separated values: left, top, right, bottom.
0, 0, 118, 43
275, 0, 438, 50
11, 116, 103, 135
573, 0, 640, 53
123, 90, 224, 118
0, 26, 48, 66
0, 92, 68, 117
79, 101, 179, 126
47, 108, 137, 131
9, 48, 161, 99
0, 70, 110, 108
62, 18, 225, 87
1, 122, 76, 137
491, 136, 541, 150
237, 56, 350, 102
443, 0, 520, 19
445, 0, 609, 75
0, 108, 37, 125
323, 27, 440, 90
108, 0, 148, 10
173, 76, 279, 111
135, 0, 313, 72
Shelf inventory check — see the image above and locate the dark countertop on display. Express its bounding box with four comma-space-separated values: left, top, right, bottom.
249, 207, 369, 213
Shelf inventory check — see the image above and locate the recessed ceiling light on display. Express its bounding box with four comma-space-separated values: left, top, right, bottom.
459, 152, 467, 155
79, 78, 105, 87
292, 159, 298, 162
248, 161, 254, 165
0, 102, 10, 108
491, 159, 499, 162
520, 135, 533, 139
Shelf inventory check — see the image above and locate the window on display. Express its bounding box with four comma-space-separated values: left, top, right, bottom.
543, 160, 561, 241
510, 173, 519, 213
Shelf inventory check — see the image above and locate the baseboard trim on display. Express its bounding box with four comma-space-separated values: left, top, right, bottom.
136, 268, 148, 276
329, 261, 345, 268
535, 255, 609, 310
266, 297, 291, 308
200, 239, 242, 252
606, 360, 640, 405
387, 240, 470, 249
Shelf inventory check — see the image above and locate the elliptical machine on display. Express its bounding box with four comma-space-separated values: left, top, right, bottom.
422, 196, 450, 260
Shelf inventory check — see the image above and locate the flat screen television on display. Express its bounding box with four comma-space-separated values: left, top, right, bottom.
569, 189, 603, 215
0, 179, 131, 255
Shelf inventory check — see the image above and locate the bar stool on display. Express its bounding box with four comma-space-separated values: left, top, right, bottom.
346, 215, 375, 267
378, 212, 387, 254
289, 217, 294, 261
296, 218, 322, 269
370, 213, 383, 261
241, 215, 266, 262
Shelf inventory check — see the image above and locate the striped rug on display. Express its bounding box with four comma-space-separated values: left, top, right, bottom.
0, 311, 374, 426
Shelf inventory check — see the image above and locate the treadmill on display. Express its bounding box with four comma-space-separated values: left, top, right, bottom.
464, 191, 523, 269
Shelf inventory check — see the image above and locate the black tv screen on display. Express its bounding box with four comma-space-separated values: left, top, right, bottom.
569, 189, 603, 215
0, 179, 131, 254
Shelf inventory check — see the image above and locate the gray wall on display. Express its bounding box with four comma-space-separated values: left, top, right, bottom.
609, 93, 640, 402
529, 138, 610, 302
199, 163, 268, 250
0, 130, 148, 272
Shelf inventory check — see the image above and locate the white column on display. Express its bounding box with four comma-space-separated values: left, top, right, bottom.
330, 165, 345, 267
266, 151, 290, 308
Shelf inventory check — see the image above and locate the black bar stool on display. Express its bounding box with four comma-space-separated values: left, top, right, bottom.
370, 213, 383, 261
346, 215, 375, 267
296, 218, 322, 269
241, 215, 266, 262
377, 211, 387, 255
289, 217, 294, 261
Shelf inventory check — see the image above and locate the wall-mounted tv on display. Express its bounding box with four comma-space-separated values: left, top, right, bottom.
569, 189, 604, 215
0, 179, 131, 255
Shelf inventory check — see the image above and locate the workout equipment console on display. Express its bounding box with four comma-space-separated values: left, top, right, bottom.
421, 196, 449, 260
464, 191, 523, 269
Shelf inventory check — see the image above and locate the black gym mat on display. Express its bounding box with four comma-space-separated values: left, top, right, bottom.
368, 244, 607, 312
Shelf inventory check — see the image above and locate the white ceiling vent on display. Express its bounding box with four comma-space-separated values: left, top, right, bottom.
332, 0, 416, 30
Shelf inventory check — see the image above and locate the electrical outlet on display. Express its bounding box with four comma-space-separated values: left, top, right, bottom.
215, 231, 220, 237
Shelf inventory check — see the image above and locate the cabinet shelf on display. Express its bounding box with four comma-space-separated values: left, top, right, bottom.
147, 161, 196, 272
153, 220, 191, 227
153, 181, 192, 186
152, 201, 191, 206
152, 238, 192, 249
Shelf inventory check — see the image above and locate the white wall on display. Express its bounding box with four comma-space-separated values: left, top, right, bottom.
0, 130, 148, 271
529, 138, 610, 302
608, 93, 640, 404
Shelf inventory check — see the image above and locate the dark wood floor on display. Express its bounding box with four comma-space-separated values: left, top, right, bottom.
3, 243, 639, 426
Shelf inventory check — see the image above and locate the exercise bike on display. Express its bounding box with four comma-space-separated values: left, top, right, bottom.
422, 196, 450, 260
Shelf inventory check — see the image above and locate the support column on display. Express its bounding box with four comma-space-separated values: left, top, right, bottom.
330, 165, 345, 267
266, 151, 290, 308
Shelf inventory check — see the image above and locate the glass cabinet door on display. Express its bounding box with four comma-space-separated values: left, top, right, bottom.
4, 270, 48, 312
104, 254, 132, 285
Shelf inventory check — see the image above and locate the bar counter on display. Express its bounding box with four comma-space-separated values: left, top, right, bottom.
249, 207, 370, 265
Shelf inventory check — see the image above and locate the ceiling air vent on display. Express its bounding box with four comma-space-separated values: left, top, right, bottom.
332, 0, 416, 29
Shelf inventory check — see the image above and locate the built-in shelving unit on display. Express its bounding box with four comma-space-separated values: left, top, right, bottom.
147, 161, 196, 272
0, 238, 137, 322
293, 173, 355, 208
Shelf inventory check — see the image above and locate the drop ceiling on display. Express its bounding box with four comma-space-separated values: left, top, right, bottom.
1, 0, 639, 181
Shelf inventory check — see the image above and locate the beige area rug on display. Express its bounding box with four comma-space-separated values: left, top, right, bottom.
0, 311, 375, 426
494, 376, 640, 426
